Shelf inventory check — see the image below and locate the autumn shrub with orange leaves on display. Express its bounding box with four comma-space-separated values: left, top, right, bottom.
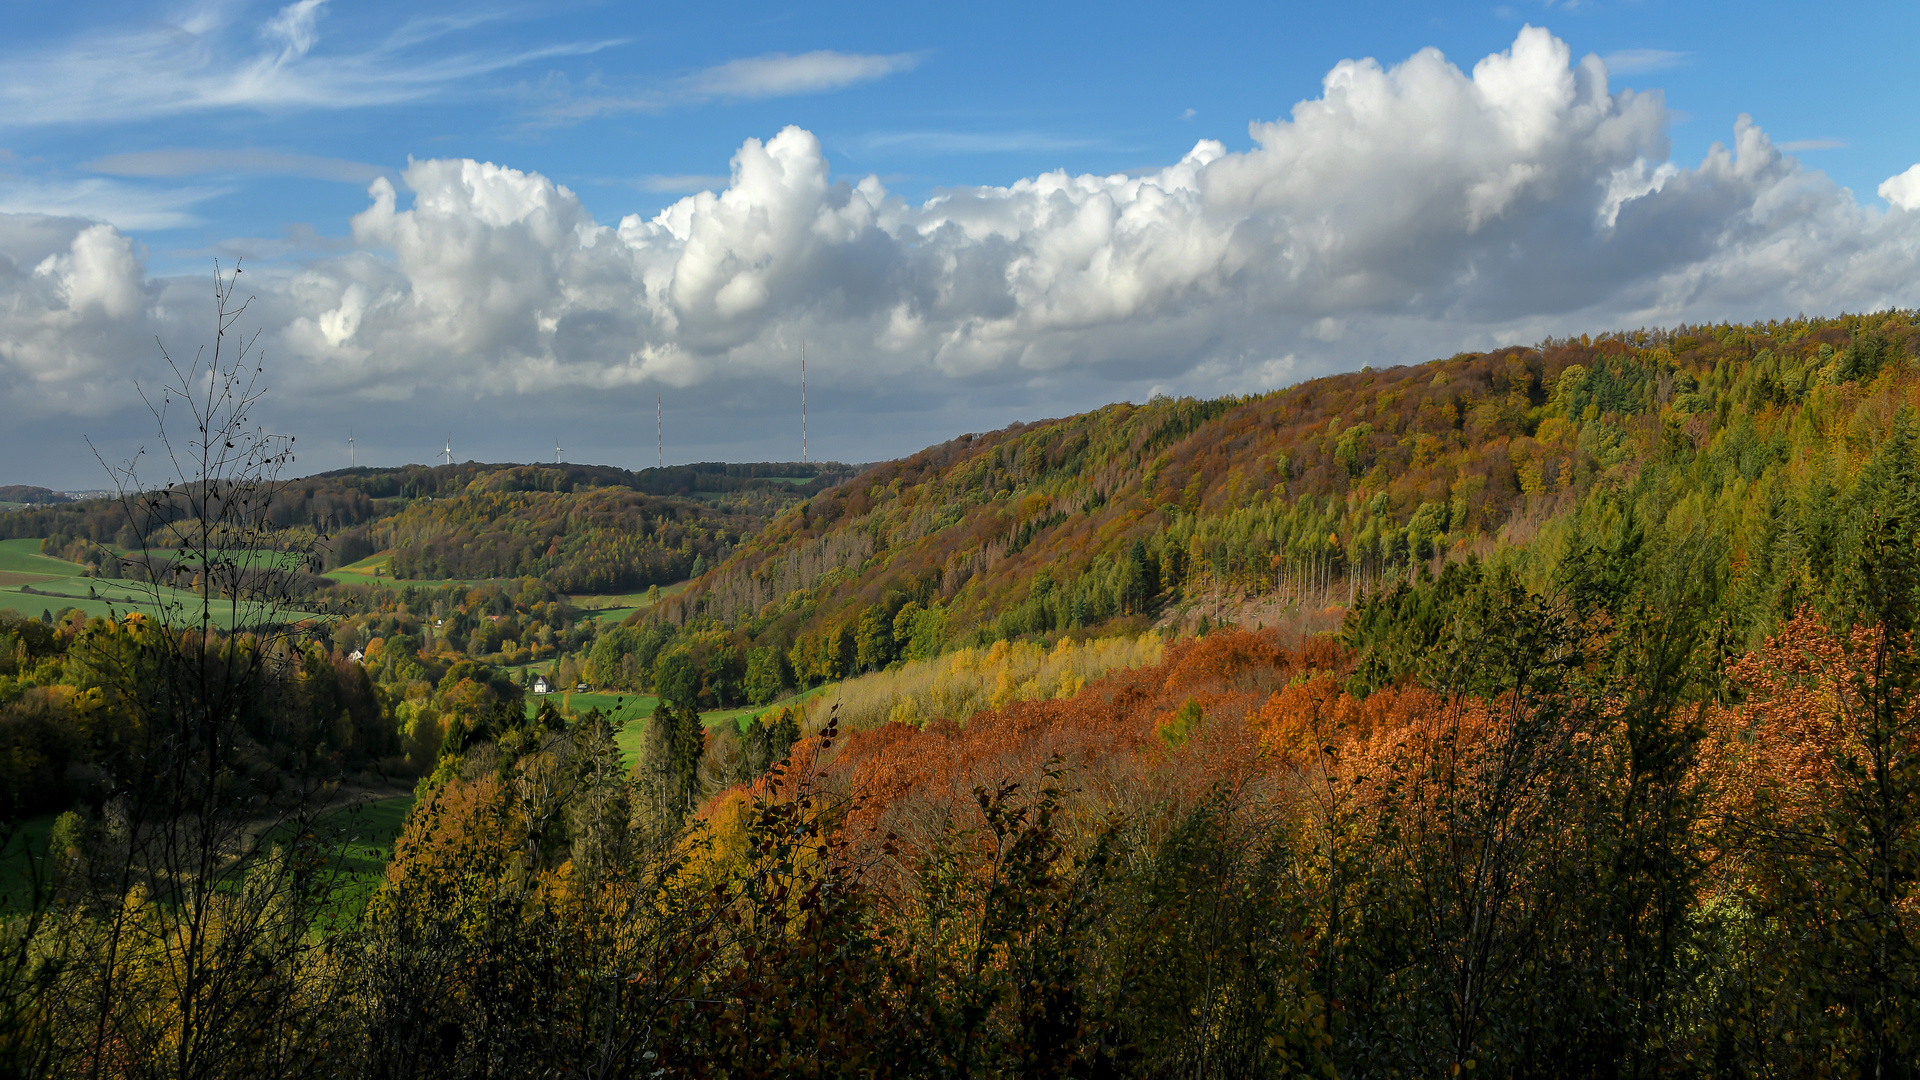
1689, 606, 1920, 1069
804, 629, 1324, 871
1701, 610, 1895, 832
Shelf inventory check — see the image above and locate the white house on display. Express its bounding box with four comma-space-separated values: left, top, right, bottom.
532, 675, 553, 695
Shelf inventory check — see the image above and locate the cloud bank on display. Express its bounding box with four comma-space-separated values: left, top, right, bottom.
3, 26, 1918, 469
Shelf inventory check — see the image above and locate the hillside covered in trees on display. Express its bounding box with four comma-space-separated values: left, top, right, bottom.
2, 460, 855, 596
10, 308, 1920, 1076
603, 311, 1920, 708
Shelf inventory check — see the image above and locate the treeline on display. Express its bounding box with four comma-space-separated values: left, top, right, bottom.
304, 310, 1920, 738
314, 459, 854, 505
0, 487, 69, 506
0, 480, 381, 550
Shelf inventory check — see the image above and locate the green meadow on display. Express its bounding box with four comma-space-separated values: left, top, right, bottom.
294, 794, 416, 920
0, 538, 191, 622
0, 539, 331, 627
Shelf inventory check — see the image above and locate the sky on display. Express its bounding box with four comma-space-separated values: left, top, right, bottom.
3, 0, 1919, 488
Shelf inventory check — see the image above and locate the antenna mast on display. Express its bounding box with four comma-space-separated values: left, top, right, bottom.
656, 395, 662, 469
801, 340, 808, 463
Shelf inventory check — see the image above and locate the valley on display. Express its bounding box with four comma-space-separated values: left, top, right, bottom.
7, 309, 1920, 1075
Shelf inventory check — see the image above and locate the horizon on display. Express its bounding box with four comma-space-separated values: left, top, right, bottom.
6, 307, 1915, 492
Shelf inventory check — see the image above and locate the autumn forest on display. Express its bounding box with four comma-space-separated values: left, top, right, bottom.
3, 309, 1920, 1077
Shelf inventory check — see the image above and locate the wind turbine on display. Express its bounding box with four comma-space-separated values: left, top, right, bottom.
348, 429, 355, 468
442, 434, 453, 466
555, 438, 562, 465
656, 396, 662, 469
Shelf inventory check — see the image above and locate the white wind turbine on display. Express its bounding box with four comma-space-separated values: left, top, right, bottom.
442, 434, 453, 466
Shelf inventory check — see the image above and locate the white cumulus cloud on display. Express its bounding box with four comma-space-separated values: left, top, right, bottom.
1883, 164, 1920, 211
0, 217, 181, 412
3, 25, 1919, 466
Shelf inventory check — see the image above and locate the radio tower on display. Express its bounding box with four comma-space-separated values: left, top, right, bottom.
801, 340, 808, 463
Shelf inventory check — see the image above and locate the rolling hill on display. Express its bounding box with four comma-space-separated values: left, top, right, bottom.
0, 460, 858, 598
631, 310, 1920, 699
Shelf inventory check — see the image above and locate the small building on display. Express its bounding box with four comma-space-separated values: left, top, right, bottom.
532, 675, 553, 695
348, 649, 364, 664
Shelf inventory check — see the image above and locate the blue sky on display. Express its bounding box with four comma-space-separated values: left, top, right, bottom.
2, 0, 1918, 485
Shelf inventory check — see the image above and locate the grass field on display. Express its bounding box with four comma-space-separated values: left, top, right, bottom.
302, 794, 415, 920
0, 539, 332, 627
0, 538, 198, 622
325, 554, 482, 592
570, 580, 689, 626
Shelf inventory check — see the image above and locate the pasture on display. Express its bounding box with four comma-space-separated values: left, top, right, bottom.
0, 539, 327, 627
0, 539, 185, 622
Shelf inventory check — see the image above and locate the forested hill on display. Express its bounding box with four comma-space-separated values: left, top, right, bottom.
0, 486, 71, 505
651, 311, 1920, 676
311, 459, 857, 507
0, 460, 857, 594
321, 461, 858, 590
